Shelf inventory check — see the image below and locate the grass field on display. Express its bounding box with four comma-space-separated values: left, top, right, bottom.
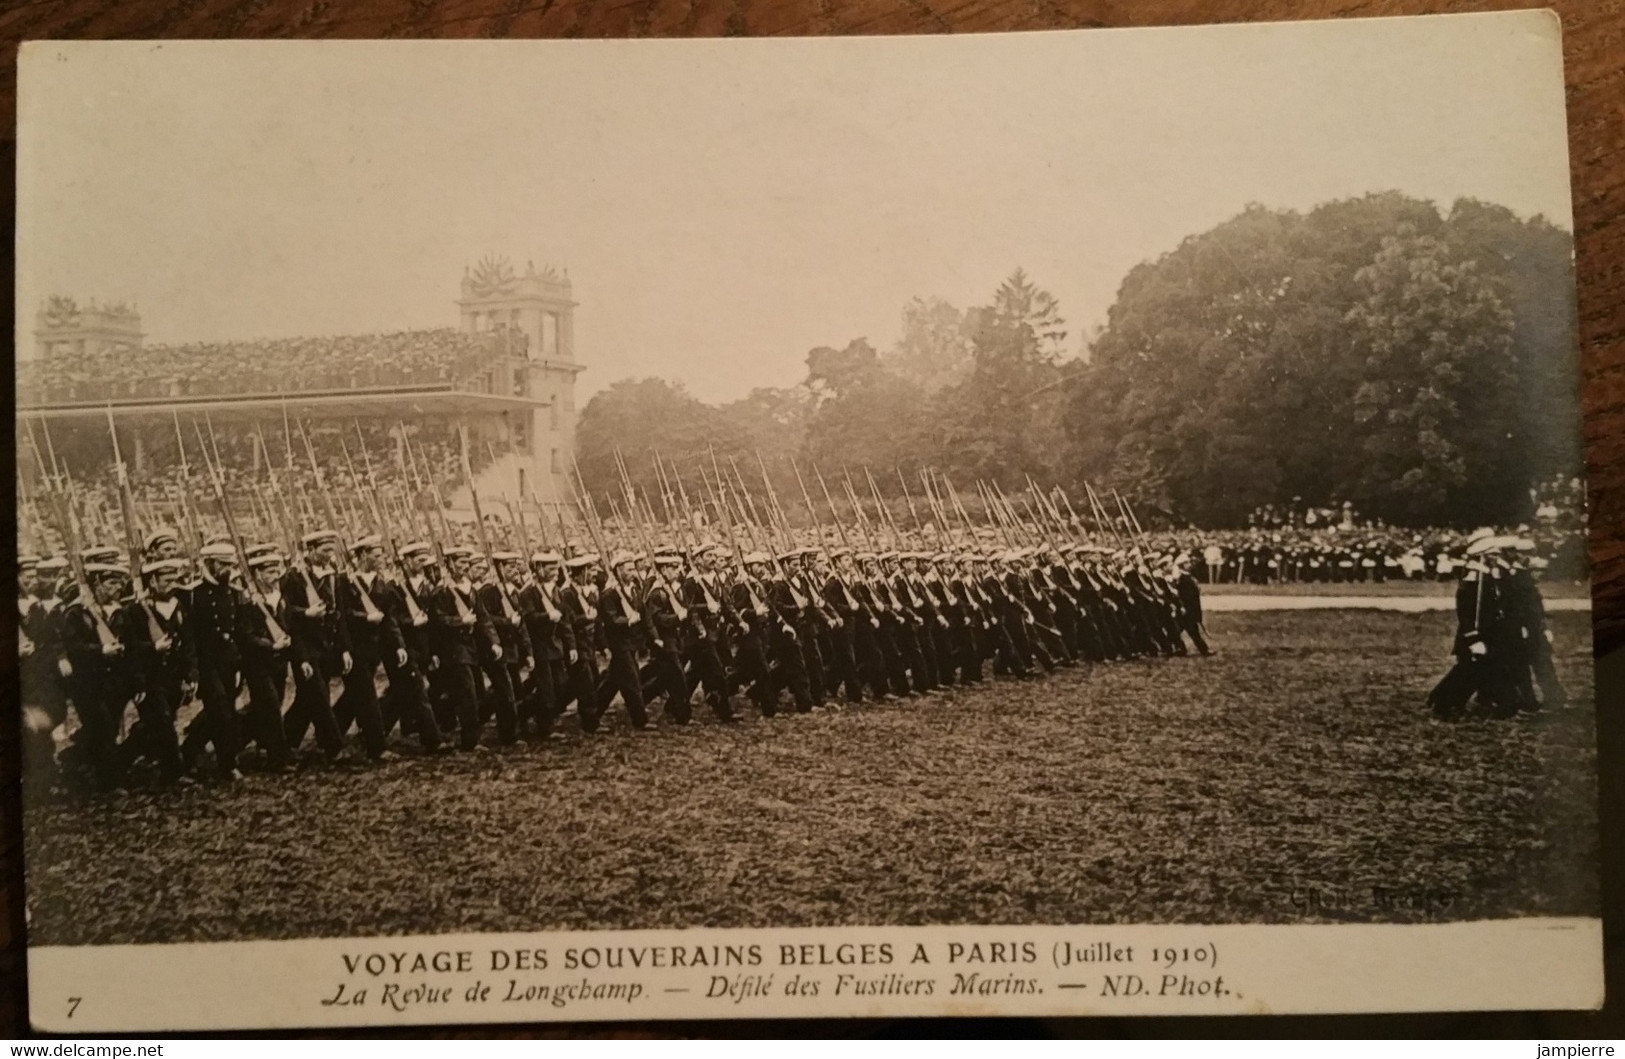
23, 609, 1598, 946
1201, 579, 1592, 599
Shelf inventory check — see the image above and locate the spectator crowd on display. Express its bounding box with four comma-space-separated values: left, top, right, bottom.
19, 328, 526, 405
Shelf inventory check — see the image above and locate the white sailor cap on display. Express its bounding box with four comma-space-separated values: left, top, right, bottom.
143, 528, 179, 552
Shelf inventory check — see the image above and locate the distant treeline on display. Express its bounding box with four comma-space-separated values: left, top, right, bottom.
576, 192, 1579, 530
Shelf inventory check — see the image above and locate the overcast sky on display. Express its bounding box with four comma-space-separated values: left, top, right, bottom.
17, 11, 1571, 403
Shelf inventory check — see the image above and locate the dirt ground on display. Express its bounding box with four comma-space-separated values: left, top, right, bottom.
22, 609, 1598, 946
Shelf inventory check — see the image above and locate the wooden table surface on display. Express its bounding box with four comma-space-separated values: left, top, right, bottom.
0, 0, 1620, 1038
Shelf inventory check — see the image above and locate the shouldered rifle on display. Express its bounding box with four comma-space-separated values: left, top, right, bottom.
940, 472, 982, 551
536, 490, 562, 555
27, 422, 119, 652
537, 459, 571, 553
298, 418, 385, 622
254, 422, 302, 545
811, 464, 853, 554
863, 467, 907, 553
700, 457, 767, 621
406, 437, 474, 624
355, 423, 428, 626
897, 467, 927, 538
1052, 485, 1089, 544
106, 406, 172, 650
399, 430, 446, 566
656, 454, 693, 553
169, 410, 207, 552
792, 458, 835, 561
839, 470, 878, 554
701, 456, 749, 582
458, 424, 520, 623
568, 451, 639, 624
194, 420, 290, 647
741, 456, 804, 605
337, 432, 376, 536
1112, 489, 1147, 562
754, 452, 797, 548
918, 468, 953, 543
1083, 481, 1123, 546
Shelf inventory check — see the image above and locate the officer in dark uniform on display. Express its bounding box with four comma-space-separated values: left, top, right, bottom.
119, 558, 193, 786
820, 547, 866, 705
888, 553, 936, 691
472, 552, 524, 745
837, 549, 890, 700
19, 557, 69, 796
333, 535, 402, 760
863, 553, 915, 695
280, 530, 352, 762
681, 544, 737, 722
1507, 548, 1566, 710
400, 544, 445, 730
594, 552, 649, 731
61, 563, 136, 793
640, 550, 693, 723
427, 547, 502, 751
560, 554, 603, 730
186, 543, 247, 781
1428, 531, 1505, 719
730, 552, 780, 717
1171, 555, 1212, 656
238, 551, 297, 772
383, 543, 444, 751
764, 552, 814, 713
518, 550, 575, 737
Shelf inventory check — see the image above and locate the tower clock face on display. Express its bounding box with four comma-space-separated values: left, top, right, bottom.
469, 255, 516, 298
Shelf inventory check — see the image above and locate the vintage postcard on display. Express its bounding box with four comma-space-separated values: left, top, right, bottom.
14, 11, 1600, 1032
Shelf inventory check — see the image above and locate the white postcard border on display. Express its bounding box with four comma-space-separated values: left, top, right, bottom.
28, 918, 1604, 1032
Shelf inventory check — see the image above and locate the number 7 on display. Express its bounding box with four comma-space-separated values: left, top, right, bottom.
67, 997, 81, 1018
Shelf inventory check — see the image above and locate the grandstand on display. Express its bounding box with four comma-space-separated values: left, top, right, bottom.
17, 256, 585, 526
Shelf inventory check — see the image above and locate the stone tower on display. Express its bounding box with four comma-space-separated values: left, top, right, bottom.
34, 296, 144, 359
456, 255, 585, 506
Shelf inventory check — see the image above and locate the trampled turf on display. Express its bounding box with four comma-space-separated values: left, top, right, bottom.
22, 609, 1598, 945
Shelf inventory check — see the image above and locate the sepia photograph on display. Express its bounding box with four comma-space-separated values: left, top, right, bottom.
13, 11, 1602, 1029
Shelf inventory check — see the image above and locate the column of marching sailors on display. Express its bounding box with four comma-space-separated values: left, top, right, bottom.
16, 528, 1214, 795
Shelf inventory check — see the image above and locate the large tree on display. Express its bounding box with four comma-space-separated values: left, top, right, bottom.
883, 297, 974, 393
574, 378, 751, 512
1067, 193, 1576, 527
932, 268, 1071, 486
802, 338, 931, 479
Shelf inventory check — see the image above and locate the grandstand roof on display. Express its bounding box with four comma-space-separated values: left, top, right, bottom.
19, 385, 546, 425
17, 327, 543, 415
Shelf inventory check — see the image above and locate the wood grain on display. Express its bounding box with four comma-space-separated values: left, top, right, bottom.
0, 0, 1620, 1037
